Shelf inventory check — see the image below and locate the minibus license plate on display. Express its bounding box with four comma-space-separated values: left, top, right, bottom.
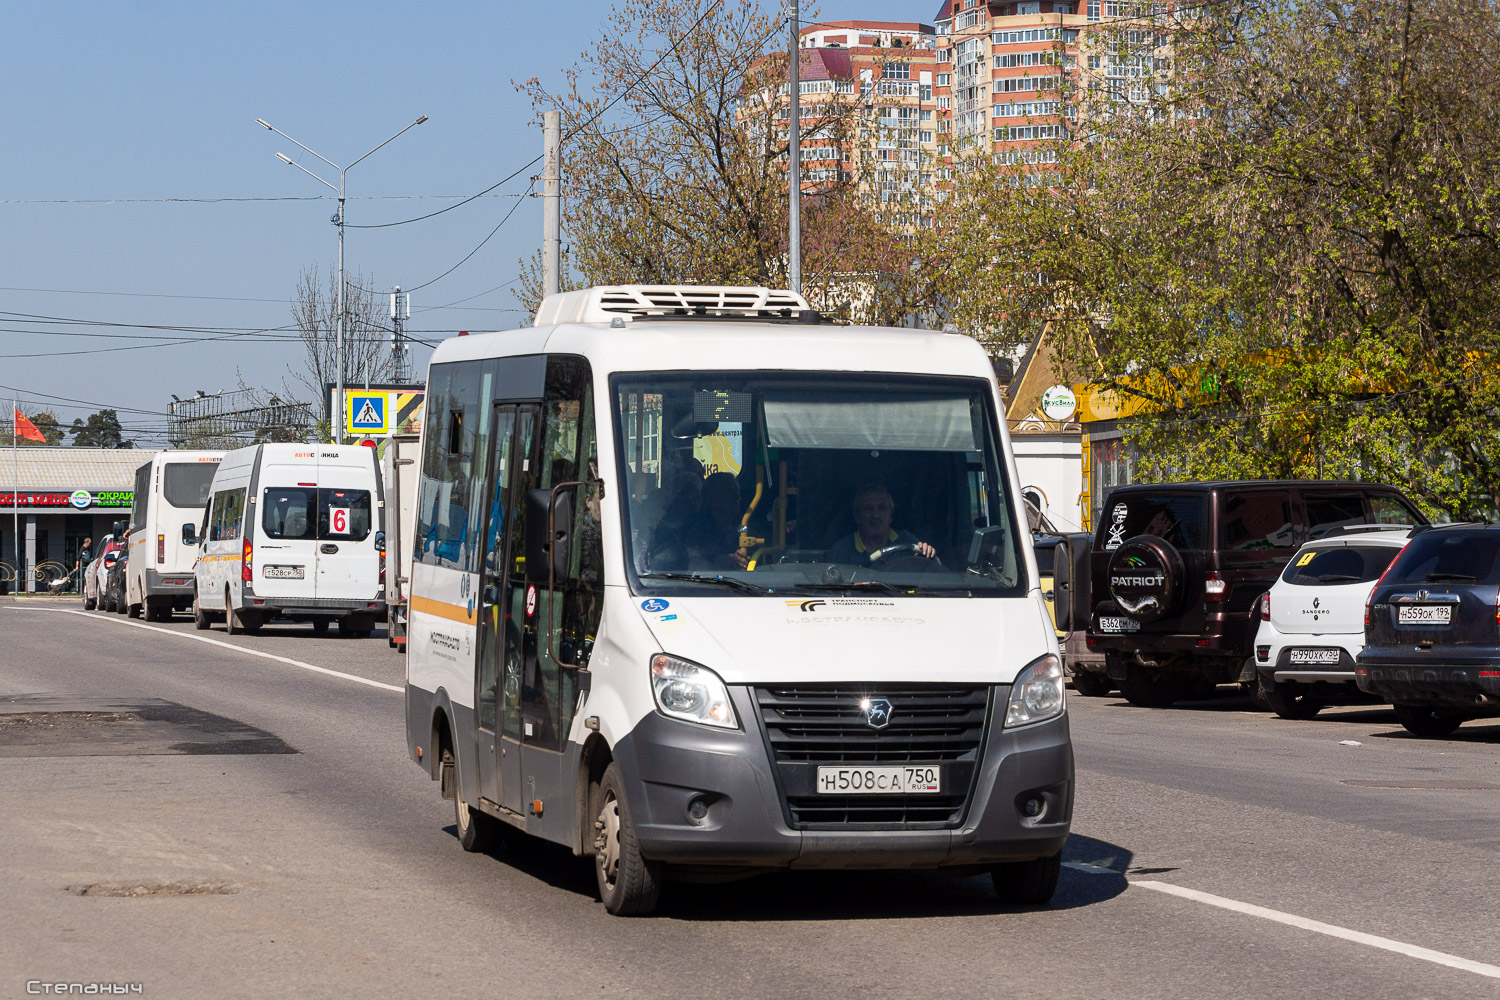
1289, 647, 1340, 665
1098, 616, 1139, 633
1398, 605, 1451, 624
264, 565, 305, 580
816, 766, 940, 794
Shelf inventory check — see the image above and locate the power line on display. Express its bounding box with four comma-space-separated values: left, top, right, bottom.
0, 193, 528, 206
0, 286, 292, 305
0, 383, 169, 417
405, 181, 537, 292
347, 0, 727, 237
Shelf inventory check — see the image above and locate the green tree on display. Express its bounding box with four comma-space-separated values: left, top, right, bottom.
70, 409, 133, 449
955, 0, 1500, 518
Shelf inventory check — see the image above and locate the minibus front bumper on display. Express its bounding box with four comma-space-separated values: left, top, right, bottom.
611, 686, 1072, 870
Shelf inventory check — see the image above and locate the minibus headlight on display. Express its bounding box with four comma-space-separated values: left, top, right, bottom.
1004, 653, 1065, 729
650, 654, 737, 729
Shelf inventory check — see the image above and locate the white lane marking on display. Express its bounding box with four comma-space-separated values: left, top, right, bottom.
10, 607, 402, 694
1135, 880, 1500, 981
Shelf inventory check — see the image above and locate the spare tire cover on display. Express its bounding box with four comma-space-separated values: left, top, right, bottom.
1107, 535, 1186, 623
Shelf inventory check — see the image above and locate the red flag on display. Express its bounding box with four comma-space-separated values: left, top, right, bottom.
14, 409, 45, 443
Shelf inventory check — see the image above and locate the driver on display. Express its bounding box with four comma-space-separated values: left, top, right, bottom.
827, 484, 935, 566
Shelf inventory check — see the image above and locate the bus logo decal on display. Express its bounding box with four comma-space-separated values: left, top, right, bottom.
861, 697, 893, 729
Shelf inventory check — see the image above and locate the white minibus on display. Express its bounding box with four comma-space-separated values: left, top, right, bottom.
125, 450, 224, 620
405, 285, 1074, 915
194, 443, 386, 635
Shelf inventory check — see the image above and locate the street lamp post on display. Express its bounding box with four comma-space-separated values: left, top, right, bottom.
255, 114, 427, 441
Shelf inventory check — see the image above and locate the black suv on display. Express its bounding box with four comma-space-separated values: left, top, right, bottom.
1088, 481, 1426, 707
1358, 524, 1500, 737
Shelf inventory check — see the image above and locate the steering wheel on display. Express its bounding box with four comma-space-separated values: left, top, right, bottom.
868, 542, 942, 567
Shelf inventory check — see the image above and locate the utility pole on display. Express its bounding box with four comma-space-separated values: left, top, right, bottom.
788, 7, 802, 295
390, 286, 411, 383
542, 110, 561, 299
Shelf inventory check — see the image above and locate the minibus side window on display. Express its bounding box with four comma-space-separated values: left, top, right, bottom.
416, 361, 489, 572
131, 464, 151, 532
220, 490, 245, 541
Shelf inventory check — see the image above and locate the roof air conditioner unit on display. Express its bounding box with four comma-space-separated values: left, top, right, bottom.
534, 285, 814, 326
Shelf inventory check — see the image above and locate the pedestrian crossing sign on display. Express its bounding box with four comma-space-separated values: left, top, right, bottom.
347, 392, 389, 434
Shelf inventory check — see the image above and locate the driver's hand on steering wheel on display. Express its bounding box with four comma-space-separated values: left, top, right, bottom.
916, 541, 936, 559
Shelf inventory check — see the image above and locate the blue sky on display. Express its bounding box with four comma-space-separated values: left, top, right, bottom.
2, 1, 928, 445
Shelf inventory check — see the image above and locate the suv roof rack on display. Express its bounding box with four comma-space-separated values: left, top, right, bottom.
534, 284, 819, 326
1308, 523, 1418, 540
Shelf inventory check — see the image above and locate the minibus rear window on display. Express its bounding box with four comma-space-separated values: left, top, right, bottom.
164, 463, 218, 508
262, 488, 372, 541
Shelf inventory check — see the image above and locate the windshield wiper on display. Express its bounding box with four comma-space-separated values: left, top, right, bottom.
638, 572, 773, 594
1315, 574, 1363, 583
1424, 572, 1477, 582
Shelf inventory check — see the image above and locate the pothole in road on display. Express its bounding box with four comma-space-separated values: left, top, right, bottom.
65, 879, 244, 897
0, 697, 296, 757
1340, 779, 1500, 790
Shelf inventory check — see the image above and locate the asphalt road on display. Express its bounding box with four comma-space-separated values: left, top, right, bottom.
2, 597, 1498, 999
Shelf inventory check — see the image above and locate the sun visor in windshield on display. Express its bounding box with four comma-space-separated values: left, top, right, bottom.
762, 394, 976, 451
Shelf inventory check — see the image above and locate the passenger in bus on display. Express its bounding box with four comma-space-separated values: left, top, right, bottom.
647, 468, 747, 571
826, 484, 936, 566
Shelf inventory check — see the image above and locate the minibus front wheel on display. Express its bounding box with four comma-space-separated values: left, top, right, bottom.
991, 850, 1062, 906
592, 764, 661, 916
447, 749, 500, 853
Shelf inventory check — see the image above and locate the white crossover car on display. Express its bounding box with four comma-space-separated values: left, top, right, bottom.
1253, 526, 1412, 719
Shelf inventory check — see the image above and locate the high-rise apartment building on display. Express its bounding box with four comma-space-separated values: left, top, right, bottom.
932, 1, 1089, 180
769, 20, 941, 210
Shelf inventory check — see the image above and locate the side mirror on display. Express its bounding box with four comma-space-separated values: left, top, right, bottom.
525, 487, 573, 585
182, 523, 197, 546
374, 530, 386, 554
112, 520, 125, 536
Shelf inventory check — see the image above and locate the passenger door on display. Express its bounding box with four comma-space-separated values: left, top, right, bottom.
475, 406, 521, 809
498, 407, 540, 815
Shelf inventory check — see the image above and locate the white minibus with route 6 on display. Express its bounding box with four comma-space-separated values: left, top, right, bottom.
404, 285, 1075, 915
125, 450, 223, 620
193, 443, 386, 636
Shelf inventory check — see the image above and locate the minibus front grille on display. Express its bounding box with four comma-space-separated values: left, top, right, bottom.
754, 684, 990, 829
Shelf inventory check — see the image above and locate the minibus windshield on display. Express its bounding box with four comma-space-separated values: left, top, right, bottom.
613, 372, 1024, 597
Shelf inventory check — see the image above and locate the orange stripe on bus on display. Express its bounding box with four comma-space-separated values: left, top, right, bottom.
410, 594, 475, 626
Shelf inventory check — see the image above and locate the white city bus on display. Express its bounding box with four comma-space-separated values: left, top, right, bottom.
404, 286, 1073, 915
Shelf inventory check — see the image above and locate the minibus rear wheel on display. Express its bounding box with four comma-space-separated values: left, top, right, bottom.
991, 850, 1061, 906
592, 764, 661, 916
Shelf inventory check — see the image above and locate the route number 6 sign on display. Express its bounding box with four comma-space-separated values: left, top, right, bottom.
328, 506, 351, 535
